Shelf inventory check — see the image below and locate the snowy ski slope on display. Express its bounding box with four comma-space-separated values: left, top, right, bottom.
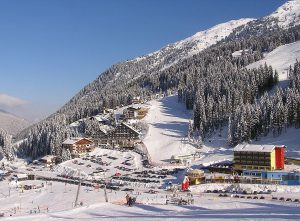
247, 41, 300, 82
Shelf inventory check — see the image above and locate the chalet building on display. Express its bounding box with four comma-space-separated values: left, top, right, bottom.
233, 144, 286, 171
93, 126, 113, 145
15, 174, 28, 181
39, 155, 60, 167
187, 169, 205, 185
62, 137, 94, 158
106, 122, 140, 148
89, 115, 109, 125
123, 107, 148, 119
137, 108, 148, 119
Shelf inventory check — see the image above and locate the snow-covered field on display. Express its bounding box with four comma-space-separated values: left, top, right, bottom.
1, 179, 300, 221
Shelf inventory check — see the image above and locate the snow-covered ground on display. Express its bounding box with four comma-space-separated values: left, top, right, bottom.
1, 95, 300, 220
143, 96, 196, 163
59, 148, 144, 179
1, 179, 300, 221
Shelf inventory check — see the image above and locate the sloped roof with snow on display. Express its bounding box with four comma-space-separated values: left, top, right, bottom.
121, 122, 140, 135
91, 115, 108, 122
62, 137, 92, 145
99, 125, 113, 134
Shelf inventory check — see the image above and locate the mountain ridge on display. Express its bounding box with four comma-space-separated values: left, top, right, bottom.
0, 110, 29, 136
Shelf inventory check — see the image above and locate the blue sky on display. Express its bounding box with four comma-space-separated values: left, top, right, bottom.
0, 0, 286, 121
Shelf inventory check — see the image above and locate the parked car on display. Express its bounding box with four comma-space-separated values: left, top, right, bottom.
122, 188, 134, 192
148, 189, 158, 194
106, 186, 120, 191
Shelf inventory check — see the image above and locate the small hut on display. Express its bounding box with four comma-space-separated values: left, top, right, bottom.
187, 169, 205, 185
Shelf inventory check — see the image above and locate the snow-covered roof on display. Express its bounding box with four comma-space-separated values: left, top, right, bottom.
126, 106, 140, 111
92, 115, 108, 122
99, 125, 113, 134
16, 174, 28, 179
69, 121, 80, 127
234, 144, 285, 153
62, 137, 91, 145
232, 49, 249, 58
121, 122, 140, 135
39, 155, 56, 161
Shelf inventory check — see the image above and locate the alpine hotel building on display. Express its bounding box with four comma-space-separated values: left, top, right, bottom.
233, 144, 285, 171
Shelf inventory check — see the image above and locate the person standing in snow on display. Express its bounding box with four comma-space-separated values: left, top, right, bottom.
126, 194, 130, 205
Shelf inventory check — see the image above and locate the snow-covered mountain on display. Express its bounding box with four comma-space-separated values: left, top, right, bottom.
131, 0, 300, 71
269, 0, 300, 28
0, 109, 29, 136
133, 18, 254, 70
16, 0, 300, 158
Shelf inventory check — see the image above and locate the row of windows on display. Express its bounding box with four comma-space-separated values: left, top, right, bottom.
107, 135, 138, 138
243, 172, 262, 177
241, 165, 271, 170
234, 152, 270, 156
235, 161, 270, 166
282, 175, 300, 180
236, 159, 266, 162
235, 156, 270, 159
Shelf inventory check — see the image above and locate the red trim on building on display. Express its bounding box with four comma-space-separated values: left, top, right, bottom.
275, 146, 285, 170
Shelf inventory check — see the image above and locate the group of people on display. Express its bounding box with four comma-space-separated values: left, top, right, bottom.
125, 194, 135, 206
